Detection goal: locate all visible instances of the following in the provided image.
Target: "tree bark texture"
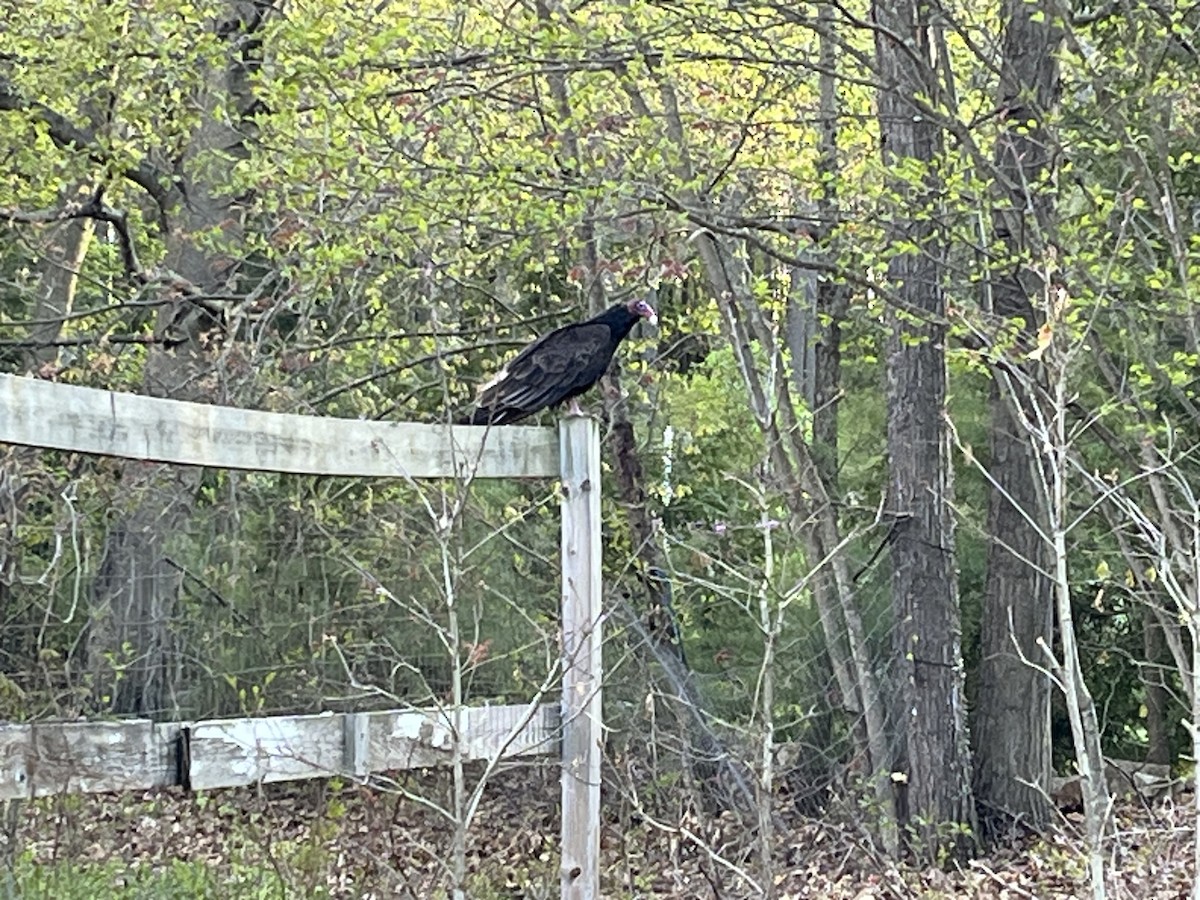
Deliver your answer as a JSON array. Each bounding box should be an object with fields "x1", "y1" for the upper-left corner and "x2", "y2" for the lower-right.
[
  {"x1": 974, "y1": 382, "x2": 1053, "y2": 829},
  {"x1": 1142, "y1": 606, "x2": 1171, "y2": 766},
  {"x1": 973, "y1": 0, "x2": 1061, "y2": 832},
  {"x1": 811, "y1": 2, "x2": 848, "y2": 498},
  {"x1": 873, "y1": 0, "x2": 975, "y2": 855}
]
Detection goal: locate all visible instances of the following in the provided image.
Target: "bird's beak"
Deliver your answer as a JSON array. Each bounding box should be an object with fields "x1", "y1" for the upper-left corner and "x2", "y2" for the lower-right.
[{"x1": 647, "y1": 313, "x2": 659, "y2": 327}]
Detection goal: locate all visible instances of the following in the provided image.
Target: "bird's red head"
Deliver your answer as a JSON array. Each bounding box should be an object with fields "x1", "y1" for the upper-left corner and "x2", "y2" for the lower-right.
[{"x1": 628, "y1": 296, "x2": 658, "y2": 326}]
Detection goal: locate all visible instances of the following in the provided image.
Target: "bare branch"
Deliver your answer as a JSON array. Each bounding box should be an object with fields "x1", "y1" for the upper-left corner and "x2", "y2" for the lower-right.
[{"x1": 2, "y1": 192, "x2": 143, "y2": 282}]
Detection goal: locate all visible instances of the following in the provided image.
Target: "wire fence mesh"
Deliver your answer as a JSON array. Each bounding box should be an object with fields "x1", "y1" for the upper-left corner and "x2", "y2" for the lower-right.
[
  {"x1": 0, "y1": 447, "x2": 563, "y2": 726},
  {"x1": 0, "y1": 391, "x2": 934, "y2": 857}
]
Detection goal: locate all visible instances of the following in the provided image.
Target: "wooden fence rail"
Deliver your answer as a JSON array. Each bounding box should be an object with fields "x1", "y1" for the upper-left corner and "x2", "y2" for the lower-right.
[
  {"x1": 0, "y1": 374, "x2": 558, "y2": 479},
  {"x1": 0, "y1": 704, "x2": 558, "y2": 800}
]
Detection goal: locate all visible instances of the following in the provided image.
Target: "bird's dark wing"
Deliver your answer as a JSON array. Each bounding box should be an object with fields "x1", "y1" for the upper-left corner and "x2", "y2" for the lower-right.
[{"x1": 468, "y1": 322, "x2": 614, "y2": 424}]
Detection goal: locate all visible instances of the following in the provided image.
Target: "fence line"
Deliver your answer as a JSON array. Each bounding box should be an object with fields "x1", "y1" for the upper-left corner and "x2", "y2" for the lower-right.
[
  {"x1": 0, "y1": 703, "x2": 558, "y2": 800},
  {"x1": 0, "y1": 373, "x2": 604, "y2": 899}
]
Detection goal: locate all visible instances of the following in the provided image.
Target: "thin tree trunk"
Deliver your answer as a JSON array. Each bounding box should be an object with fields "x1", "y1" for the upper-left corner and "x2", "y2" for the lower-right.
[
  {"x1": 0, "y1": 183, "x2": 95, "y2": 870},
  {"x1": 534, "y1": 0, "x2": 757, "y2": 815},
  {"x1": 811, "y1": 1, "x2": 847, "y2": 499},
  {"x1": 600, "y1": 8, "x2": 896, "y2": 848},
  {"x1": 755, "y1": 504, "x2": 778, "y2": 900},
  {"x1": 707, "y1": 257, "x2": 896, "y2": 850},
  {"x1": 605, "y1": 367, "x2": 758, "y2": 816},
  {"x1": 1142, "y1": 607, "x2": 1171, "y2": 766},
  {"x1": 800, "y1": 11, "x2": 877, "y2": 818},
  {"x1": 20, "y1": 185, "x2": 95, "y2": 373},
  {"x1": 1047, "y1": 474, "x2": 1109, "y2": 900}
]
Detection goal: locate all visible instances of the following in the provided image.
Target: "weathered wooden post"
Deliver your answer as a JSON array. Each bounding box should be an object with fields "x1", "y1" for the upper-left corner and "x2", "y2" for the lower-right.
[{"x1": 558, "y1": 415, "x2": 602, "y2": 900}]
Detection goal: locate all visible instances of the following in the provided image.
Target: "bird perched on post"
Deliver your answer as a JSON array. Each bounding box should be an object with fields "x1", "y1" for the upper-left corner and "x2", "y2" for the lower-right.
[{"x1": 460, "y1": 296, "x2": 658, "y2": 426}]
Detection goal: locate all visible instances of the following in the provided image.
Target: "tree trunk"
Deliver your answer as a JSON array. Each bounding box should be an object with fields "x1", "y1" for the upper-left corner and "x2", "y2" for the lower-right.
[
  {"x1": 974, "y1": 381, "x2": 1053, "y2": 829},
  {"x1": 20, "y1": 184, "x2": 95, "y2": 374},
  {"x1": 604, "y1": 14, "x2": 897, "y2": 847},
  {"x1": 1046, "y1": 413, "x2": 1110, "y2": 900},
  {"x1": 811, "y1": 2, "x2": 847, "y2": 498},
  {"x1": 0, "y1": 183, "x2": 95, "y2": 867},
  {"x1": 973, "y1": 0, "x2": 1061, "y2": 832},
  {"x1": 786, "y1": 7, "x2": 888, "y2": 838},
  {"x1": 873, "y1": 0, "x2": 975, "y2": 857},
  {"x1": 87, "y1": 3, "x2": 258, "y2": 716},
  {"x1": 604, "y1": 362, "x2": 758, "y2": 818},
  {"x1": 533, "y1": 1, "x2": 758, "y2": 814},
  {"x1": 1142, "y1": 606, "x2": 1171, "y2": 766},
  {"x1": 0, "y1": 183, "x2": 95, "y2": 667},
  {"x1": 710, "y1": 261, "x2": 897, "y2": 850}
]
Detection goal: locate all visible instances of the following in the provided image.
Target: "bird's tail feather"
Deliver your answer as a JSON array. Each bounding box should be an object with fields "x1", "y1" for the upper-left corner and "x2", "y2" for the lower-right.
[{"x1": 456, "y1": 408, "x2": 497, "y2": 426}]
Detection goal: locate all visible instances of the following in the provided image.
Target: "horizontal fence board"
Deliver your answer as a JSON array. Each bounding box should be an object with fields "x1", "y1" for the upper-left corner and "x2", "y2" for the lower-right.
[
  {"x1": 0, "y1": 374, "x2": 558, "y2": 479},
  {"x1": 0, "y1": 720, "x2": 178, "y2": 800},
  {"x1": 188, "y1": 712, "x2": 343, "y2": 790},
  {"x1": 0, "y1": 704, "x2": 558, "y2": 799},
  {"x1": 366, "y1": 703, "x2": 558, "y2": 772},
  {"x1": 191, "y1": 703, "x2": 558, "y2": 790}
]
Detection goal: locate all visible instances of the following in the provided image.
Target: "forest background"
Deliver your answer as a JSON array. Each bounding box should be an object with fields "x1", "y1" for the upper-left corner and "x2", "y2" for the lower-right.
[{"x1": 1, "y1": 0, "x2": 1198, "y2": 897}]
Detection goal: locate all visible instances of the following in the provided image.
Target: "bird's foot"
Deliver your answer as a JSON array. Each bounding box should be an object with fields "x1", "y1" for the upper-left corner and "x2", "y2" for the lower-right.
[{"x1": 566, "y1": 398, "x2": 585, "y2": 417}]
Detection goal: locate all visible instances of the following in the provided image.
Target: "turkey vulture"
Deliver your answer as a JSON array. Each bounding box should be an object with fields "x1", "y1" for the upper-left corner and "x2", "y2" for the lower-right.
[{"x1": 461, "y1": 297, "x2": 658, "y2": 425}]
